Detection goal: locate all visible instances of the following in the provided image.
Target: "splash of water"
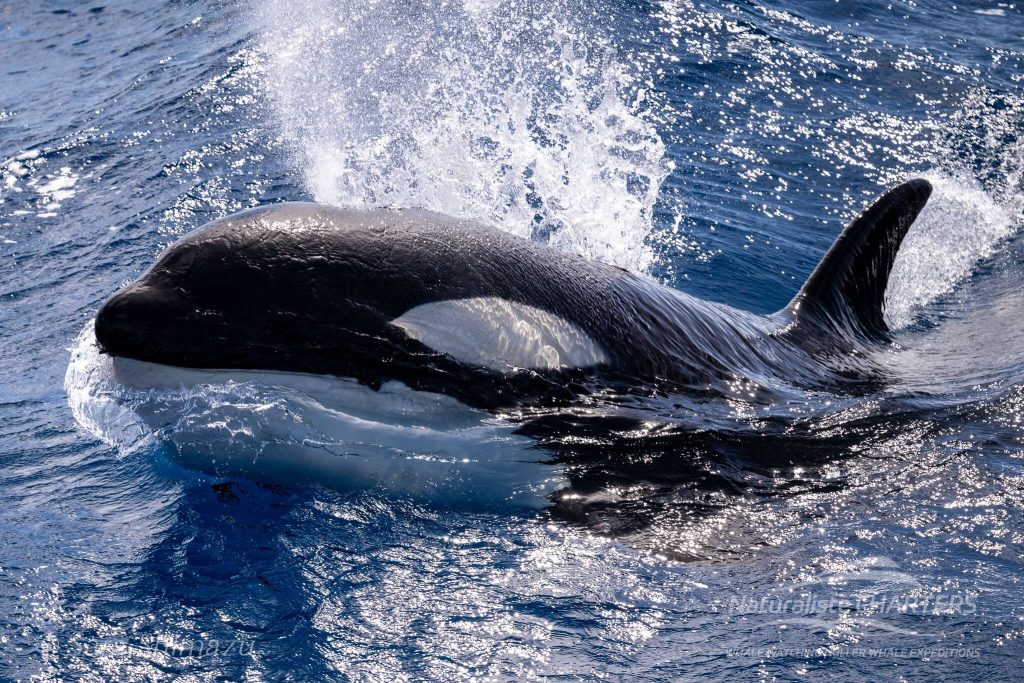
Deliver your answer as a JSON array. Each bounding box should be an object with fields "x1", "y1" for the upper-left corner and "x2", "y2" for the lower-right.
[
  {"x1": 257, "y1": 0, "x2": 670, "y2": 271},
  {"x1": 885, "y1": 172, "x2": 1023, "y2": 330}
]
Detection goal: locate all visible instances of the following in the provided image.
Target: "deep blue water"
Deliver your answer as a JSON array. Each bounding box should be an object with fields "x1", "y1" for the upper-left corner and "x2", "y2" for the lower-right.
[{"x1": 3, "y1": 0, "x2": 1024, "y2": 680}]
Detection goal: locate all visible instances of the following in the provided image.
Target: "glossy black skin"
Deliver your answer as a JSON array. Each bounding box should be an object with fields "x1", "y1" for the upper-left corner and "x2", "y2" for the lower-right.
[
  {"x1": 95, "y1": 205, "x2": 812, "y2": 407},
  {"x1": 96, "y1": 179, "x2": 932, "y2": 409}
]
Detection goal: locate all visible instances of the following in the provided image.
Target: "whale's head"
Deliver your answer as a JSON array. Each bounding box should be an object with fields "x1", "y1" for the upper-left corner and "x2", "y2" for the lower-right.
[
  {"x1": 96, "y1": 238, "x2": 250, "y2": 370},
  {"x1": 95, "y1": 269, "x2": 200, "y2": 367},
  {"x1": 95, "y1": 204, "x2": 397, "y2": 376}
]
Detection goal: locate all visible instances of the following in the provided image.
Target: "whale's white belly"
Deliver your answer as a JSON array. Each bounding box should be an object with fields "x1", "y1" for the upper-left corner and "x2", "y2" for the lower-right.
[{"x1": 65, "y1": 326, "x2": 562, "y2": 505}]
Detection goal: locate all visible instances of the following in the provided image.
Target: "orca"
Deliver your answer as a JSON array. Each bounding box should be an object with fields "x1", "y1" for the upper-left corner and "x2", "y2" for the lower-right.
[{"x1": 94, "y1": 179, "x2": 931, "y2": 411}]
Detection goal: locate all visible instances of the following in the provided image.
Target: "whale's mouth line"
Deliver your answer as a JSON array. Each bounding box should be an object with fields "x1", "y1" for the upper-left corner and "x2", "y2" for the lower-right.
[{"x1": 103, "y1": 352, "x2": 372, "y2": 390}]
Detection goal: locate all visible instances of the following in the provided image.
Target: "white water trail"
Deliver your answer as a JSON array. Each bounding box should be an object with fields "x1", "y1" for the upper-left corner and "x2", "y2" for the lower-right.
[
  {"x1": 256, "y1": 0, "x2": 670, "y2": 272},
  {"x1": 885, "y1": 172, "x2": 1023, "y2": 330}
]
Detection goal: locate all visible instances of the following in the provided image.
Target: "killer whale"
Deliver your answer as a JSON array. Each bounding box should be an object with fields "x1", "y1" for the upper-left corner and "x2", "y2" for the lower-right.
[{"x1": 94, "y1": 179, "x2": 932, "y2": 411}]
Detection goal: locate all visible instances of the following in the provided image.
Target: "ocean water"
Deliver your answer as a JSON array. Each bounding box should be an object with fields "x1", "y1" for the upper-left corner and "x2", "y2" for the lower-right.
[{"x1": 2, "y1": 0, "x2": 1024, "y2": 680}]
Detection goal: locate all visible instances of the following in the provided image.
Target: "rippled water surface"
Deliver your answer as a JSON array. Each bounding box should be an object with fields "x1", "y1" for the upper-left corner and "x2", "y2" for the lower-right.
[{"x1": 2, "y1": 0, "x2": 1024, "y2": 680}]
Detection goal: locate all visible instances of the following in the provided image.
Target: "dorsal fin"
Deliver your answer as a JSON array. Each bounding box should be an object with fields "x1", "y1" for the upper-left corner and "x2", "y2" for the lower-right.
[{"x1": 783, "y1": 178, "x2": 932, "y2": 341}]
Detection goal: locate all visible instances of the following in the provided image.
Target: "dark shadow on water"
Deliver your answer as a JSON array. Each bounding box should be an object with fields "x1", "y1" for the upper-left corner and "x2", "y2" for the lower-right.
[{"x1": 518, "y1": 400, "x2": 945, "y2": 561}]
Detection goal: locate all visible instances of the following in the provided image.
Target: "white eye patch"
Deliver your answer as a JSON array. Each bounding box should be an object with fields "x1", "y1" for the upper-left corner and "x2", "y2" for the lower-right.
[{"x1": 392, "y1": 297, "x2": 607, "y2": 372}]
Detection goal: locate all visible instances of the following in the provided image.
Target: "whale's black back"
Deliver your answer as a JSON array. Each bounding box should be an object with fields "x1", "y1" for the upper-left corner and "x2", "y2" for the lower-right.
[{"x1": 95, "y1": 180, "x2": 932, "y2": 408}]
